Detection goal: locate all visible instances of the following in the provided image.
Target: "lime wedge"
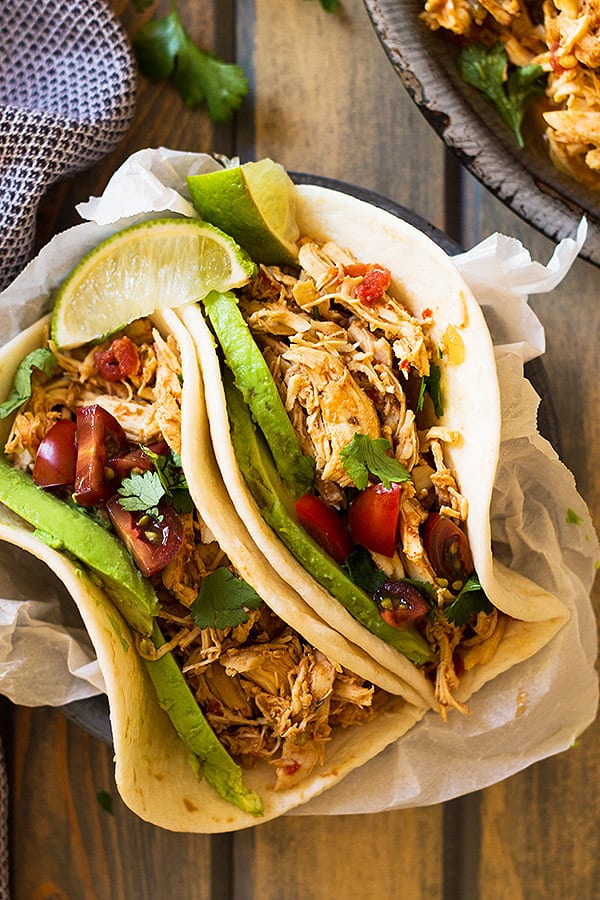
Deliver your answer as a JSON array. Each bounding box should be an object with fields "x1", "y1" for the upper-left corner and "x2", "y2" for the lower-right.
[
  {"x1": 51, "y1": 218, "x2": 257, "y2": 349},
  {"x1": 187, "y1": 159, "x2": 300, "y2": 265}
]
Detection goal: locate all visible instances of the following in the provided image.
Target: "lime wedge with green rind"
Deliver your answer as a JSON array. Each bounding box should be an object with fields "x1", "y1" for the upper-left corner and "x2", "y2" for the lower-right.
[
  {"x1": 187, "y1": 159, "x2": 299, "y2": 265},
  {"x1": 51, "y1": 218, "x2": 257, "y2": 349}
]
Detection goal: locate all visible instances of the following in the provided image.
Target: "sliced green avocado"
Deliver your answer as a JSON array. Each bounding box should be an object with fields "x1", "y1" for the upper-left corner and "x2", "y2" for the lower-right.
[
  {"x1": 145, "y1": 624, "x2": 263, "y2": 817},
  {"x1": 0, "y1": 455, "x2": 158, "y2": 636},
  {"x1": 223, "y1": 375, "x2": 434, "y2": 666},
  {"x1": 201, "y1": 291, "x2": 315, "y2": 500}
]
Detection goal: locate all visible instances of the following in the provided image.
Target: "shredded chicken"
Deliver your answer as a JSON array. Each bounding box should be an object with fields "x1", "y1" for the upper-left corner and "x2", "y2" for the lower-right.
[{"x1": 421, "y1": 0, "x2": 600, "y2": 189}]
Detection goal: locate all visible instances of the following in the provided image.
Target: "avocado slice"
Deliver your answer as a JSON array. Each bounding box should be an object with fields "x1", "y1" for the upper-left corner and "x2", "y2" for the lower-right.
[
  {"x1": 201, "y1": 291, "x2": 315, "y2": 500},
  {"x1": 144, "y1": 624, "x2": 263, "y2": 817},
  {"x1": 0, "y1": 455, "x2": 158, "y2": 635},
  {"x1": 223, "y1": 375, "x2": 434, "y2": 666}
]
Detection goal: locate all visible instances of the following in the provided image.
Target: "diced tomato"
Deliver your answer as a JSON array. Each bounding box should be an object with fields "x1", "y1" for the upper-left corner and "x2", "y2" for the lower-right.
[
  {"x1": 106, "y1": 498, "x2": 183, "y2": 576},
  {"x1": 295, "y1": 494, "x2": 353, "y2": 564},
  {"x1": 94, "y1": 336, "x2": 141, "y2": 383},
  {"x1": 348, "y1": 482, "x2": 401, "y2": 558},
  {"x1": 373, "y1": 580, "x2": 431, "y2": 630},
  {"x1": 73, "y1": 405, "x2": 129, "y2": 507},
  {"x1": 344, "y1": 263, "x2": 369, "y2": 277},
  {"x1": 109, "y1": 440, "x2": 170, "y2": 481},
  {"x1": 32, "y1": 419, "x2": 77, "y2": 488},
  {"x1": 422, "y1": 512, "x2": 474, "y2": 582},
  {"x1": 355, "y1": 265, "x2": 391, "y2": 304}
]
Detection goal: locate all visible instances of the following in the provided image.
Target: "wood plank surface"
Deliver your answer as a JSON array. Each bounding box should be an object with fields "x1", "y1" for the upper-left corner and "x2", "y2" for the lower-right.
[{"x1": 4, "y1": 0, "x2": 599, "y2": 898}]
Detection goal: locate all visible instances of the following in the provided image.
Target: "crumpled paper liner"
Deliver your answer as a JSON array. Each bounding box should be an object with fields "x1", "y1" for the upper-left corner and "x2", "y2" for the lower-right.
[{"x1": 0, "y1": 148, "x2": 596, "y2": 814}]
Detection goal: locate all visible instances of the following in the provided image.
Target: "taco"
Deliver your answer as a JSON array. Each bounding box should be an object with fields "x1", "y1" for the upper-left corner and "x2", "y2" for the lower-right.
[
  {"x1": 179, "y1": 179, "x2": 569, "y2": 718},
  {"x1": 0, "y1": 295, "x2": 428, "y2": 831}
]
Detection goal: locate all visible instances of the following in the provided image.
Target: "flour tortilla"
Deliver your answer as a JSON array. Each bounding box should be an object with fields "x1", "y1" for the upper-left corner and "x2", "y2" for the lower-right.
[
  {"x1": 178, "y1": 183, "x2": 569, "y2": 711},
  {"x1": 0, "y1": 311, "x2": 427, "y2": 832}
]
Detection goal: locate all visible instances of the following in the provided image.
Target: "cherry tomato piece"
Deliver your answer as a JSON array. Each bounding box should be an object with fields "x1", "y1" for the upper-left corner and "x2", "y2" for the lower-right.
[
  {"x1": 32, "y1": 419, "x2": 77, "y2": 488},
  {"x1": 106, "y1": 498, "x2": 183, "y2": 576},
  {"x1": 109, "y1": 440, "x2": 170, "y2": 481},
  {"x1": 373, "y1": 581, "x2": 431, "y2": 629},
  {"x1": 422, "y1": 512, "x2": 474, "y2": 582},
  {"x1": 73, "y1": 405, "x2": 129, "y2": 507},
  {"x1": 94, "y1": 336, "x2": 141, "y2": 383},
  {"x1": 348, "y1": 482, "x2": 401, "y2": 558},
  {"x1": 295, "y1": 494, "x2": 353, "y2": 564}
]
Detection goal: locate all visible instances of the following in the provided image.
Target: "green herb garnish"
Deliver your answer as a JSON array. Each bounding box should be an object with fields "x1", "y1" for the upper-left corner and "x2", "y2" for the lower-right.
[
  {"x1": 340, "y1": 434, "x2": 411, "y2": 490},
  {"x1": 457, "y1": 42, "x2": 545, "y2": 148},
  {"x1": 117, "y1": 471, "x2": 165, "y2": 519},
  {"x1": 418, "y1": 361, "x2": 443, "y2": 417},
  {"x1": 0, "y1": 348, "x2": 58, "y2": 419},
  {"x1": 444, "y1": 573, "x2": 493, "y2": 627},
  {"x1": 133, "y1": 1, "x2": 248, "y2": 122},
  {"x1": 190, "y1": 568, "x2": 264, "y2": 629}
]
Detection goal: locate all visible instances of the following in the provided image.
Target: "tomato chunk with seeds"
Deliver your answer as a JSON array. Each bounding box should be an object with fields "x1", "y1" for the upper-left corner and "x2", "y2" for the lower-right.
[
  {"x1": 422, "y1": 512, "x2": 474, "y2": 582},
  {"x1": 73, "y1": 405, "x2": 129, "y2": 506},
  {"x1": 32, "y1": 419, "x2": 77, "y2": 488},
  {"x1": 348, "y1": 482, "x2": 401, "y2": 558},
  {"x1": 373, "y1": 580, "x2": 431, "y2": 629},
  {"x1": 295, "y1": 494, "x2": 353, "y2": 564},
  {"x1": 94, "y1": 336, "x2": 141, "y2": 383},
  {"x1": 106, "y1": 497, "x2": 183, "y2": 576}
]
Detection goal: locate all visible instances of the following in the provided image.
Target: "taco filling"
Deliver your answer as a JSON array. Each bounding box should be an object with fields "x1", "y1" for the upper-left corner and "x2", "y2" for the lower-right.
[
  {"x1": 192, "y1": 240, "x2": 507, "y2": 718},
  {"x1": 0, "y1": 317, "x2": 389, "y2": 804}
]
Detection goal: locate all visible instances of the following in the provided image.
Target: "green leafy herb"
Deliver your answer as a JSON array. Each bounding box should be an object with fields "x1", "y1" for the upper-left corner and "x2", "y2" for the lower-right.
[
  {"x1": 340, "y1": 434, "x2": 411, "y2": 490},
  {"x1": 418, "y1": 361, "x2": 443, "y2": 417},
  {"x1": 142, "y1": 447, "x2": 193, "y2": 513},
  {"x1": 133, "y1": 2, "x2": 248, "y2": 122},
  {"x1": 457, "y1": 42, "x2": 545, "y2": 148},
  {"x1": 0, "y1": 348, "x2": 58, "y2": 419},
  {"x1": 118, "y1": 471, "x2": 165, "y2": 519},
  {"x1": 191, "y1": 568, "x2": 263, "y2": 629},
  {"x1": 566, "y1": 507, "x2": 583, "y2": 525},
  {"x1": 318, "y1": 0, "x2": 341, "y2": 9},
  {"x1": 342, "y1": 546, "x2": 388, "y2": 594},
  {"x1": 444, "y1": 573, "x2": 493, "y2": 627}
]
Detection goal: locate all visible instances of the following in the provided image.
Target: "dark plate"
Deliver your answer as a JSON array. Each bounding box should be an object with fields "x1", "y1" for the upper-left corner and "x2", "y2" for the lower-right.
[
  {"x1": 363, "y1": 0, "x2": 600, "y2": 266},
  {"x1": 59, "y1": 175, "x2": 560, "y2": 745}
]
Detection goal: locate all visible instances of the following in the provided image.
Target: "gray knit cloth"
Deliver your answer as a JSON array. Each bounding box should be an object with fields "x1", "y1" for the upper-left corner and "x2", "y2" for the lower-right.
[
  {"x1": 0, "y1": 2, "x2": 136, "y2": 894},
  {"x1": 0, "y1": 0, "x2": 137, "y2": 291}
]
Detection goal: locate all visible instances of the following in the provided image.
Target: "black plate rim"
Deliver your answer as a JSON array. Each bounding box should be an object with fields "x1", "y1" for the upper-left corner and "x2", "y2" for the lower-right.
[{"x1": 362, "y1": 0, "x2": 600, "y2": 267}]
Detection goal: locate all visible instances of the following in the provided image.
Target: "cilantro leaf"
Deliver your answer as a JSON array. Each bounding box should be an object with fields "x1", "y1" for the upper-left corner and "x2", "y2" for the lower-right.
[
  {"x1": 444, "y1": 573, "x2": 493, "y2": 627},
  {"x1": 117, "y1": 471, "x2": 165, "y2": 518},
  {"x1": 138, "y1": 447, "x2": 194, "y2": 513},
  {"x1": 133, "y1": 3, "x2": 248, "y2": 122},
  {"x1": 457, "y1": 43, "x2": 545, "y2": 148},
  {"x1": 319, "y1": 0, "x2": 341, "y2": 9},
  {"x1": 0, "y1": 348, "x2": 58, "y2": 419},
  {"x1": 342, "y1": 546, "x2": 388, "y2": 594},
  {"x1": 340, "y1": 434, "x2": 411, "y2": 490},
  {"x1": 191, "y1": 568, "x2": 263, "y2": 629},
  {"x1": 418, "y1": 362, "x2": 444, "y2": 417}
]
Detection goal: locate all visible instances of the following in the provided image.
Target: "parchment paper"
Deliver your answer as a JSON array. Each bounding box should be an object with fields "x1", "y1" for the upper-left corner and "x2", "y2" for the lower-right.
[{"x1": 0, "y1": 148, "x2": 596, "y2": 813}]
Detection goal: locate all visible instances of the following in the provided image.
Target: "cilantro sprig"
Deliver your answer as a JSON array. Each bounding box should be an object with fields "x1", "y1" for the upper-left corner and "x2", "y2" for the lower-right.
[
  {"x1": 444, "y1": 573, "x2": 493, "y2": 627},
  {"x1": 0, "y1": 348, "x2": 58, "y2": 419},
  {"x1": 132, "y1": 1, "x2": 248, "y2": 122},
  {"x1": 418, "y1": 361, "x2": 443, "y2": 418},
  {"x1": 117, "y1": 448, "x2": 192, "y2": 518},
  {"x1": 190, "y1": 568, "x2": 263, "y2": 629},
  {"x1": 457, "y1": 43, "x2": 545, "y2": 148},
  {"x1": 340, "y1": 434, "x2": 411, "y2": 490}
]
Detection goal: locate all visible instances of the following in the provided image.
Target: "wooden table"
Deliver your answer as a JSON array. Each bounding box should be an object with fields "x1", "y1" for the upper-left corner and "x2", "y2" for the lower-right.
[{"x1": 5, "y1": 1, "x2": 599, "y2": 897}]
